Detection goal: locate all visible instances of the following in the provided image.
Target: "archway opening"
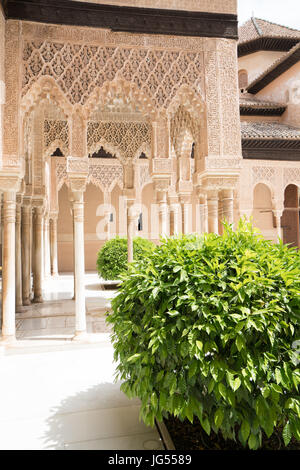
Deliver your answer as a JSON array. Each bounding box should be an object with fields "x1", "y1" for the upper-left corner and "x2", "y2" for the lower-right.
[
  {"x1": 252, "y1": 183, "x2": 276, "y2": 239},
  {"x1": 282, "y1": 184, "x2": 300, "y2": 248},
  {"x1": 84, "y1": 183, "x2": 104, "y2": 271},
  {"x1": 57, "y1": 183, "x2": 73, "y2": 273}
]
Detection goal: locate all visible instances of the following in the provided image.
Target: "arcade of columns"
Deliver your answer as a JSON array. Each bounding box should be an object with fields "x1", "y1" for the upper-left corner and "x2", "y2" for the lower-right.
[{"x1": 0, "y1": 21, "x2": 243, "y2": 343}]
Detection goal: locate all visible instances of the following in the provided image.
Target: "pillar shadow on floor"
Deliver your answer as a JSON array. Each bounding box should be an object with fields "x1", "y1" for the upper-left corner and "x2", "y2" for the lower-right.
[{"x1": 42, "y1": 382, "x2": 162, "y2": 450}]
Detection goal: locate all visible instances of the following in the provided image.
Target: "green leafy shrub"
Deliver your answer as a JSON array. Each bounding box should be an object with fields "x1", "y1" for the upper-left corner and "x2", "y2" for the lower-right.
[
  {"x1": 107, "y1": 220, "x2": 300, "y2": 450},
  {"x1": 97, "y1": 236, "x2": 155, "y2": 280}
]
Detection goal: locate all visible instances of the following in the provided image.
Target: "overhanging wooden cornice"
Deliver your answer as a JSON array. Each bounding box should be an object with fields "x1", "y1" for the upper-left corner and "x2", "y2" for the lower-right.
[
  {"x1": 242, "y1": 138, "x2": 300, "y2": 161},
  {"x1": 247, "y1": 45, "x2": 300, "y2": 94},
  {"x1": 3, "y1": 0, "x2": 238, "y2": 39},
  {"x1": 240, "y1": 106, "x2": 286, "y2": 116},
  {"x1": 238, "y1": 37, "x2": 299, "y2": 57}
]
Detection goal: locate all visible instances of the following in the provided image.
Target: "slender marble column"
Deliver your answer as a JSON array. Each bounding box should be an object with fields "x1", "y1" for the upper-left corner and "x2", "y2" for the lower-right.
[
  {"x1": 72, "y1": 192, "x2": 86, "y2": 337},
  {"x1": 21, "y1": 203, "x2": 32, "y2": 306},
  {"x1": 170, "y1": 203, "x2": 180, "y2": 236},
  {"x1": 180, "y1": 196, "x2": 192, "y2": 235},
  {"x1": 1, "y1": 191, "x2": 17, "y2": 341},
  {"x1": 33, "y1": 206, "x2": 44, "y2": 303},
  {"x1": 196, "y1": 192, "x2": 205, "y2": 234},
  {"x1": 274, "y1": 210, "x2": 283, "y2": 242},
  {"x1": 222, "y1": 189, "x2": 234, "y2": 225},
  {"x1": 15, "y1": 196, "x2": 23, "y2": 312},
  {"x1": 127, "y1": 200, "x2": 137, "y2": 264},
  {"x1": 50, "y1": 215, "x2": 58, "y2": 277},
  {"x1": 43, "y1": 214, "x2": 51, "y2": 279},
  {"x1": 207, "y1": 190, "x2": 219, "y2": 234},
  {"x1": 159, "y1": 201, "x2": 169, "y2": 238}
]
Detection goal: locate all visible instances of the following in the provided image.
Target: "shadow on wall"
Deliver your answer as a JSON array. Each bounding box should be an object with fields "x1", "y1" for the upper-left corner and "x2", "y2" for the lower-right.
[{"x1": 42, "y1": 382, "x2": 142, "y2": 450}]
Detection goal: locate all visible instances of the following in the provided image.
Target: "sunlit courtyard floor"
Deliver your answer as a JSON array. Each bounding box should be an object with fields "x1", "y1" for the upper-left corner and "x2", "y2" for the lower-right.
[
  {"x1": 15, "y1": 272, "x2": 116, "y2": 340},
  {"x1": 0, "y1": 273, "x2": 163, "y2": 450}
]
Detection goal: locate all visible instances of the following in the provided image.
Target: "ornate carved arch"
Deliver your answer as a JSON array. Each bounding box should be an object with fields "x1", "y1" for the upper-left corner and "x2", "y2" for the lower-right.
[
  {"x1": 88, "y1": 139, "x2": 123, "y2": 164},
  {"x1": 83, "y1": 78, "x2": 158, "y2": 121},
  {"x1": 21, "y1": 77, "x2": 73, "y2": 119},
  {"x1": 44, "y1": 140, "x2": 69, "y2": 159},
  {"x1": 133, "y1": 142, "x2": 151, "y2": 161},
  {"x1": 167, "y1": 84, "x2": 205, "y2": 122}
]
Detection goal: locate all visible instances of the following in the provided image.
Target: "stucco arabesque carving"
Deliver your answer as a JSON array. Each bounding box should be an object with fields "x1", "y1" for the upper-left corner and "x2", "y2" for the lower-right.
[
  {"x1": 22, "y1": 30, "x2": 205, "y2": 113},
  {"x1": 200, "y1": 175, "x2": 239, "y2": 191}
]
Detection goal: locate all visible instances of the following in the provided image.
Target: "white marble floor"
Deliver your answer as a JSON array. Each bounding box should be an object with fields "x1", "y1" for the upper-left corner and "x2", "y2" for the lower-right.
[
  {"x1": 0, "y1": 274, "x2": 164, "y2": 450},
  {"x1": 15, "y1": 272, "x2": 117, "y2": 339}
]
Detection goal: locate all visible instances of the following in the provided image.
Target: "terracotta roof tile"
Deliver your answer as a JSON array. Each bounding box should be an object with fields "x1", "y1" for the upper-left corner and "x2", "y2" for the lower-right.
[
  {"x1": 241, "y1": 121, "x2": 300, "y2": 140},
  {"x1": 239, "y1": 17, "x2": 300, "y2": 44},
  {"x1": 247, "y1": 42, "x2": 300, "y2": 93},
  {"x1": 240, "y1": 93, "x2": 286, "y2": 109}
]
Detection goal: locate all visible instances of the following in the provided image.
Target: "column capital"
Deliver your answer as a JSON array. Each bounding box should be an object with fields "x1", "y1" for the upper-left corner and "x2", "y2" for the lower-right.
[
  {"x1": 67, "y1": 156, "x2": 89, "y2": 195},
  {"x1": 198, "y1": 174, "x2": 239, "y2": 192},
  {"x1": 16, "y1": 193, "x2": 24, "y2": 206},
  {"x1": 221, "y1": 188, "x2": 234, "y2": 199},
  {"x1": 49, "y1": 211, "x2": 59, "y2": 221},
  {"x1": 273, "y1": 209, "x2": 283, "y2": 218},
  {"x1": 22, "y1": 196, "x2": 32, "y2": 208},
  {"x1": 0, "y1": 174, "x2": 22, "y2": 193},
  {"x1": 150, "y1": 158, "x2": 172, "y2": 178},
  {"x1": 206, "y1": 188, "x2": 219, "y2": 200},
  {"x1": 179, "y1": 194, "x2": 192, "y2": 205},
  {"x1": 153, "y1": 178, "x2": 170, "y2": 193},
  {"x1": 122, "y1": 188, "x2": 136, "y2": 202}
]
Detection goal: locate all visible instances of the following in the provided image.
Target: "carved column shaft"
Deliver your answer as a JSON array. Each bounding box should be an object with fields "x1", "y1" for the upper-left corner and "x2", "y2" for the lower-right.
[
  {"x1": 170, "y1": 203, "x2": 180, "y2": 236},
  {"x1": 274, "y1": 209, "x2": 283, "y2": 242},
  {"x1": 126, "y1": 200, "x2": 138, "y2": 264},
  {"x1": 33, "y1": 206, "x2": 44, "y2": 303},
  {"x1": 155, "y1": 180, "x2": 170, "y2": 238},
  {"x1": 221, "y1": 189, "x2": 234, "y2": 225},
  {"x1": 72, "y1": 193, "x2": 86, "y2": 335},
  {"x1": 21, "y1": 203, "x2": 32, "y2": 306},
  {"x1": 50, "y1": 215, "x2": 58, "y2": 277},
  {"x1": 2, "y1": 191, "x2": 17, "y2": 340},
  {"x1": 198, "y1": 193, "x2": 207, "y2": 234},
  {"x1": 180, "y1": 196, "x2": 192, "y2": 235},
  {"x1": 15, "y1": 196, "x2": 23, "y2": 312},
  {"x1": 207, "y1": 190, "x2": 219, "y2": 234},
  {"x1": 44, "y1": 214, "x2": 51, "y2": 278},
  {"x1": 67, "y1": 157, "x2": 88, "y2": 339}
]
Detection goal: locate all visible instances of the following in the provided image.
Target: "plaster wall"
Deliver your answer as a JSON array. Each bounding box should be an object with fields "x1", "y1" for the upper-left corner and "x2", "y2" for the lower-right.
[
  {"x1": 239, "y1": 159, "x2": 300, "y2": 243},
  {"x1": 238, "y1": 51, "x2": 284, "y2": 85},
  {"x1": 256, "y1": 62, "x2": 300, "y2": 127},
  {"x1": 71, "y1": 0, "x2": 237, "y2": 14},
  {"x1": 240, "y1": 115, "x2": 280, "y2": 123}
]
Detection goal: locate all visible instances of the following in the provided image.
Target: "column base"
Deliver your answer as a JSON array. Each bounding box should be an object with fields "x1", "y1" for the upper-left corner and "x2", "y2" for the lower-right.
[
  {"x1": 0, "y1": 335, "x2": 16, "y2": 345},
  {"x1": 72, "y1": 331, "x2": 89, "y2": 342},
  {"x1": 16, "y1": 305, "x2": 26, "y2": 313},
  {"x1": 33, "y1": 295, "x2": 43, "y2": 303},
  {"x1": 22, "y1": 298, "x2": 31, "y2": 306}
]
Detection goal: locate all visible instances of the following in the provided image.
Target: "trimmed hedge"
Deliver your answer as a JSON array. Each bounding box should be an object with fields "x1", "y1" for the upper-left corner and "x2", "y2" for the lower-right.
[
  {"x1": 107, "y1": 220, "x2": 300, "y2": 450},
  {"x1": 97, "y1": 236, "x2": 155, "y2": 280}
]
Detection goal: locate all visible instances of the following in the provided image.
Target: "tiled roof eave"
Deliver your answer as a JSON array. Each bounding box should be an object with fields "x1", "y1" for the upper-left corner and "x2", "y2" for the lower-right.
[
  {"x1": 238, "y1": 36, "x2": 300, "y2": 57},
  {"x1": 247, "y1": 44, "x2": 300, "y2": 94},
  {"x1": 240, "y1": 106, "x2": 286, "y2": 116},
  {"x1": 242, "y1": 138, "x2": 300, "y2": 149}
]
